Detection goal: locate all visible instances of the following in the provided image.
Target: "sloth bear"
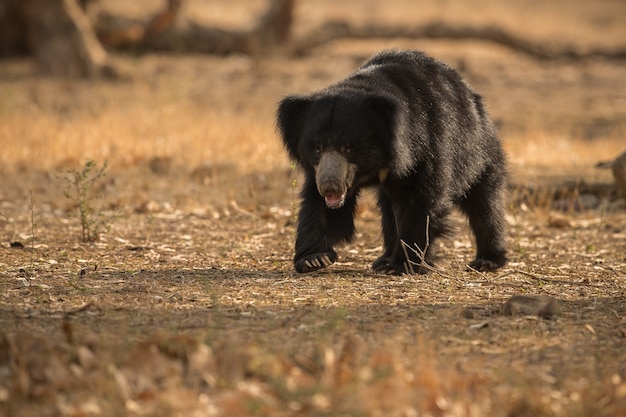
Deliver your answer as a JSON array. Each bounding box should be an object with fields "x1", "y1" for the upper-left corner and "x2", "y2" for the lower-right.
[{"x1": 276, "y1": 50, "x2": 507, "y2": 275}]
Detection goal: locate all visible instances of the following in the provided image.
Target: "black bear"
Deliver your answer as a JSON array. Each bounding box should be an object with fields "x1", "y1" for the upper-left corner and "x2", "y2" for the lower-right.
[{"x1": 276, "y1": 50, "x2": 507, "y2": 275}]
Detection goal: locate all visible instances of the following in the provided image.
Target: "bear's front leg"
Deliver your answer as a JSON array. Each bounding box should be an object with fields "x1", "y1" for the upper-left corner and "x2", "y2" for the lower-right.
[{"x1": 293, "y1": 177, "x2": 357, "y2": 273}]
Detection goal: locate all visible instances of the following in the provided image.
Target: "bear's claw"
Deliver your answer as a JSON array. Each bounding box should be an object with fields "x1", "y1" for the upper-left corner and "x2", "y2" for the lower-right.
[{"x1": 295, "y1": 252, "x2": 337, "y2": 273}]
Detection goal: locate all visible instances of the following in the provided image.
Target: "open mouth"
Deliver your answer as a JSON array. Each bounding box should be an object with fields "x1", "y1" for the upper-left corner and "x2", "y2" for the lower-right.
[{"x1": 324, "y1": 193, "x2": 346, "y2": 209}]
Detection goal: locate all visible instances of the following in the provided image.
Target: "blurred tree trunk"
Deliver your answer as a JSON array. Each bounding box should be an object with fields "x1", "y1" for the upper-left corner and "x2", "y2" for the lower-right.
[
  {"x1": 0, "y1": 0, "x2": 115, "y2": 77},
  {"x1": 0, "y1": 0, "x2": 294, "y2": 76},
  {"x1": 25, "y1": 0, "x2": 115, "y2": 77},
  {"x1": 0, "y1": 1, "x2": 28, "y2": 56},
  {"x1": 96, "y1": 0, "x2": 295, "y2": 56}
]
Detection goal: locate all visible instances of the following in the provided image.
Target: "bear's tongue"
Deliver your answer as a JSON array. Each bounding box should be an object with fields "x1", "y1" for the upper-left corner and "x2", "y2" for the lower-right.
[{"x1": 324, "y1": 193, "x2": 345, "y2": 209}]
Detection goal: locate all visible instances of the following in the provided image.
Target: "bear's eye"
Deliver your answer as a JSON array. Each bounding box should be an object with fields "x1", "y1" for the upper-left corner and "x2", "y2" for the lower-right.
[
  {"x1": 313, "y1": 145, "x2": 322, "y2": 155},
  {"x1": 341, "y1": 144, "x2": 352, "y2": 155}
]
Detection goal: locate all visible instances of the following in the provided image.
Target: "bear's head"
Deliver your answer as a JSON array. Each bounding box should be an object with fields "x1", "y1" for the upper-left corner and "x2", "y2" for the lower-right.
[{"x1": 276, "y1": 90, "x2": 400, "y2": 208}]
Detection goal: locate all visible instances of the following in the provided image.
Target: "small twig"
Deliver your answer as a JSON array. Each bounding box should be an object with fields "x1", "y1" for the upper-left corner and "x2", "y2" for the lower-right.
[
  {"x1": 492, "y1": 269, "x2": 554, "y2": 282},
  {"x1": 491, "y1": 270, "x2": 517, "y2": 280},
  {"x1": 29, "y1": 189, "x2": 35, "y2": 274},
  {"x1": 229, "y1": 200, "x2": 258, "y2": 218},
  {"x1": 607, "y1": 308, "x2": 620, "y2": 319},
  {"x1": 400, "y1": 216, "x2": 458, "y2": 279},
  {"x1": 400, "y1": 239, "x2": 415, "y2": 275},
  {"x1": 401, "y1": 215, "x2": 430, "y2": 275},
  {"x1": 467, "y1": 264, "x2": 492, "y2": 281},
  {"x1": 492, "y1": 268, "x2": 606, "y2": 287},
  {"x1": 410, "y1": 257, "x2": 457, "y2": 280}
]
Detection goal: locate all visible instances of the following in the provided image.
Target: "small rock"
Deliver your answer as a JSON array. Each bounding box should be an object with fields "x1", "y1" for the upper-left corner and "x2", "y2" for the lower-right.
[
  {"x1": 190, "y1": 162, "x2": 236, "y2": 185},
  {"x1": 149, "y1": 156, "x2": 173, "y2": 175},
  {"x1": 16, "y1": 277, "x2": 30, "y2": 287},
  {"x1": 461, "y1": 306, "x2": 485, "y2": 319},
  {"x1": 548, "y1": 214, "x2": 571, "y2": 228},
  {"x1": 501, "y1": 295, "x2": 561, "y2": 319},
  {"x1": 552, "y1": 194, "x2": 598, "y2": 212},
  {"x1": 579, "y1": 193, "x2": 600, "y2": 210},
  {"x1": 461, "y1": 308, "x2": 475, "y2": 319},
  {"x1": 135, "y1": 200, "x2": 160, "y2": 214}
]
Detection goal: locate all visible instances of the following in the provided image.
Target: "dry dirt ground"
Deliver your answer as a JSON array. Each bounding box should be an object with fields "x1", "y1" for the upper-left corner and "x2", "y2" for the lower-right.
[{"x1": 1, "y1": 1, "x2": 626, "y2": 416}]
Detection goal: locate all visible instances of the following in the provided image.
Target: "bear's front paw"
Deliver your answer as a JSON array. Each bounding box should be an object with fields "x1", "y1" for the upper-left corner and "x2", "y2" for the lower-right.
[{"x1": 295, "y1": 252, "x2": 337, "y2": 273}]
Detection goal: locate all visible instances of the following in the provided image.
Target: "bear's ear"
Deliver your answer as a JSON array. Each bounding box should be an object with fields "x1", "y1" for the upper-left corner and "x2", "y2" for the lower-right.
[{"x1": 276, "y1": 95, "x2": 312, "y2": 161}]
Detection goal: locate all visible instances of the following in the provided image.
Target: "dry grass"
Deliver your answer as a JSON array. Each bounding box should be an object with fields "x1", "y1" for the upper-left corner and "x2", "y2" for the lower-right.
[
  {"x1": 1, "y1": 1, "x2": 626, "y2": 416},
  {"x1": 0, "y1": 72, "x2": 283, "y2": 174}
]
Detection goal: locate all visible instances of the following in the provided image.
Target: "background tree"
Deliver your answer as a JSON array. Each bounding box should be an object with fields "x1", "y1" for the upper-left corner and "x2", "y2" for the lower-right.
[{"x1": 0, "y1": 0, "x2": 115, "y2": 77}]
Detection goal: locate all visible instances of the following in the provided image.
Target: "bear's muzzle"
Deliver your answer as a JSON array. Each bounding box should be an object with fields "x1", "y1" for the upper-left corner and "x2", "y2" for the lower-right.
[{"x1": 315, "y1": 150, "x2": 356, "y2": 209}]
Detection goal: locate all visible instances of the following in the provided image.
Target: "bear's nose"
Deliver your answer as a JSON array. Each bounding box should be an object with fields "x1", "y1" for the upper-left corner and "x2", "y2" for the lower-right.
[
  {"x1": 317, "y1": 179, "x2": 343, "y2": 196},
  {"x1": 315, "y1": 150, "x2": 350, "y2": 196}
]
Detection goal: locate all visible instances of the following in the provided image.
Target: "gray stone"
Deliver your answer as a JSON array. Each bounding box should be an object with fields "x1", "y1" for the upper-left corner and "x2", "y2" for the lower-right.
[{"x1": 501, "y1": 295, "x2": 561, "y2": 319}]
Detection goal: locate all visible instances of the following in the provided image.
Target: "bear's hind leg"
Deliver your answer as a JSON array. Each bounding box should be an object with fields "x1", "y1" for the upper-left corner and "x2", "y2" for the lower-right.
[
  {"x1": 374, "y1": 197, "x2": 449, "y2": 275},
  {"x1": 459, "y1": 169, "x2": 507, "y2": 272},
  {"x1": 372, "y1": 190, "x2": 397, "y2": 271}
]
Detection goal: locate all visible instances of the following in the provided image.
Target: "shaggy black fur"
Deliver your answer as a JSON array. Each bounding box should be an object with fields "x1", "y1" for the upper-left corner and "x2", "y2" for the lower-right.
[{"x1": 277, "y1": 50, "x2": 508, "y2": 275}]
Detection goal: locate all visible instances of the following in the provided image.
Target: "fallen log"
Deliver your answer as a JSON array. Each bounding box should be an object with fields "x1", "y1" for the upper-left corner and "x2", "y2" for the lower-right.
[
  {"x1": 95, "y1": 0, "x2": 295, "y2": 56},
  {"x1": 289, "y1": 20, "x2": 626, "y2": 61}
]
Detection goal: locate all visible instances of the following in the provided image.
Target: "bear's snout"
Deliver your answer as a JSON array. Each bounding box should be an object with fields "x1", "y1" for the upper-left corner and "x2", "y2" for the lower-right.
[{"x1": 315, "y1": 150, "x2": 356, "y2": 209}]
